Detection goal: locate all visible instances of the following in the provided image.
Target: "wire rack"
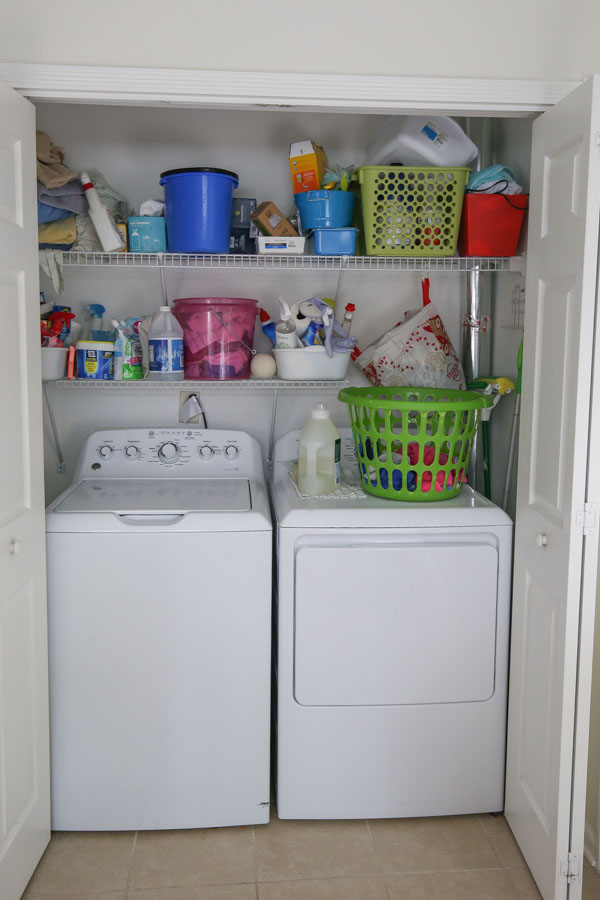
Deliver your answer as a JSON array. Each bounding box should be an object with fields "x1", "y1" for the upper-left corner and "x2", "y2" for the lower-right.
[
  {"x1": 59, "y1": 252, "x2": 522, "y2": 272},
  {"x1": 51, "y1": 378, "x2": 350, "y2": 391}
]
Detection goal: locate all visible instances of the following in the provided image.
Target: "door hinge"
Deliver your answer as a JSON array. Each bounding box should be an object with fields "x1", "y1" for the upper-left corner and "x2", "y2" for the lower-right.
[
  {"x1": 560, "y1": 852, "x2": 582, "y2": 884},
  {"x1": 576, "y1": 502, "x2": 599, "y2": 536}
]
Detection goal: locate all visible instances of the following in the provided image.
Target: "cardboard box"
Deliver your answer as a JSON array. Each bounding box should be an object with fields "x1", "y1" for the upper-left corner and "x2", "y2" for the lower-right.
[
  {"x1": 127, "y1": 217, "x2": 166, "y2": 253},
  {"x1": 289, "y1": 140, "x2": 328, "y2": 194},
  {"x1": 251, "y1": 201, "x2": 298, "y2": 237},
  {"x1": 257, "y1": 235, "x2": 305, "y2": 254}
]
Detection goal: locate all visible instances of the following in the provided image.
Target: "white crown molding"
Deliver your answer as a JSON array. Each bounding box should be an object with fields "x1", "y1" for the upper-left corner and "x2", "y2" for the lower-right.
[{"x1": 0, "y1": 63, "x2": 579, "y2": 114}]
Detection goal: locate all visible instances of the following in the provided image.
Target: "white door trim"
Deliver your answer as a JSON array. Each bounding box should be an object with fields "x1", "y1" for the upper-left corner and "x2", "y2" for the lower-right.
[{"x1": 0, "y1": 63, "x2": 579, "y2": 114}]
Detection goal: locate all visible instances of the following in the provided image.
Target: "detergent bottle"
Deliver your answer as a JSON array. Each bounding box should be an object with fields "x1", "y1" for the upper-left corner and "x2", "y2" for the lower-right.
[
  {"x1": 298, "y1": 403, "x2": 341, "y2": 495},
  {"x1": 147, "y1": 306, "x2": 184, "y2": 381}
]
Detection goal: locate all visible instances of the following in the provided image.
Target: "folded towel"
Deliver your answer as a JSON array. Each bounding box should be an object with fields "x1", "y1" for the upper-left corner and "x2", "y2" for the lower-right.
[
  {"x1": 38, "y1": 216, "x2": 77, "y2": 247},
  {"x1": 38, "y1": 201, "x2": 72, "y2": 225},
  {"x1": 38, "y1": 179, "x2": 87, "y2": 215},
  {"x1": 36, "y1": 131, "x2": 78, "y2": 189},
  {"x1": 39, "y1": 250, "x2": 65, "y2": 294}
]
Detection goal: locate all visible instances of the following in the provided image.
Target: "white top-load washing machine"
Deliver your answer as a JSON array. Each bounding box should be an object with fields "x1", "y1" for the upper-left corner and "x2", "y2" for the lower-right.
[
  {"x1": 272, "y1": 429, "x2": 513, "y2": 820},
  {"x1": 46, "y1": 428, "x2": 271, "y2": 831}
]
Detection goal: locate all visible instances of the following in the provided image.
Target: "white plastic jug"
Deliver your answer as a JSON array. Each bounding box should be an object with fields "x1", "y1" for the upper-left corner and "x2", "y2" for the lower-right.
[
  {"x1": 365, "y1": 115, "x2": 479, "y2": 168},
  {"x1": 147, "y1": 306, "x2": 184, "y2": 381},
  {"x1": 298, "y1": 403, "x2": 341, "y2": 496}
]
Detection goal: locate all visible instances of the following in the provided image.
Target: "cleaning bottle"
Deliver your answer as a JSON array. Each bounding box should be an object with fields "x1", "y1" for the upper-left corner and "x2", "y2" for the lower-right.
[
  {"x1": 275, "y1": 300, "x2": 299, "y2": 349},
  {"x1": 79, "y1": 172, "x2": 125, "y2": 253},
  {"x1": 147, "y1": 306, "x2": 184, "y2": 381},
  {"x1": 298, "y1": 403, "x2": 341, "y2": 496},
  {"x1": 342, "y1": 303, "x2": 356, "y2": 336}
]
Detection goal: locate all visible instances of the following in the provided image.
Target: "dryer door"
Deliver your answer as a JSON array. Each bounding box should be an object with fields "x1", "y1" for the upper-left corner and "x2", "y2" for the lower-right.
[{"x1": 293, "y1": 536, "x2": 499, "y2": 707}]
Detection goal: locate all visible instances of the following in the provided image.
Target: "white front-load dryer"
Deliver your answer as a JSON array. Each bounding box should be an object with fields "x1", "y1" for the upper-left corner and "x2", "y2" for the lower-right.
[
  {"x1": 272, "y1": 430, "x2": 512, "y2": 820},
  {"x1": 46, "y1": 428, "x2": 272, "y2": 831}
]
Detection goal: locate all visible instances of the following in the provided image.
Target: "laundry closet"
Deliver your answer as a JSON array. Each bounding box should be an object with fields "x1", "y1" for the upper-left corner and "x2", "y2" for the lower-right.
[{"x1": 1, "y1": 67, "x2": 600, "y2": 900}]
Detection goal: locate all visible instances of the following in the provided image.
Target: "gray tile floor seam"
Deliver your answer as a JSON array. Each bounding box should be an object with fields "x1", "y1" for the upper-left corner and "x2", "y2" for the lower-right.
[
  {"x1": 474, "y1": 813, "x2": 507, "y2": 869},
  {"x1": 365, "y1": 819, "x2": 393, "y2": 899},
  {"x1": 125, "y1": 831, "x2": 139, "y2": 894}
]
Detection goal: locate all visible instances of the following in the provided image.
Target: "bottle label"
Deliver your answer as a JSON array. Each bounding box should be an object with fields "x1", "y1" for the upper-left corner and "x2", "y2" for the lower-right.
[
  {"x1": 334, "y1": 437, "x2": 341, "y2": 486},
  {"x1": 148, "y1": 338, "x2": 184, "y2": 373}
]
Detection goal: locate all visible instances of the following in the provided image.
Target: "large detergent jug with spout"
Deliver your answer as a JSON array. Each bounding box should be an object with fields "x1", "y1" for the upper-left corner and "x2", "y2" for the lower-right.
[{"x1": 298, "y1": 403, "x2": 341, "y2": 496}]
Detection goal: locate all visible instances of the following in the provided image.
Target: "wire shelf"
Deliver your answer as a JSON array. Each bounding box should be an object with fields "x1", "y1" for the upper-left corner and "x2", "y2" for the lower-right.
[
  {"x1": 51, "y1": 378, "x2": 350, "y2": 391},
  {"x1": 59, "y1": 251, "x2": 522, "y2": 273}
]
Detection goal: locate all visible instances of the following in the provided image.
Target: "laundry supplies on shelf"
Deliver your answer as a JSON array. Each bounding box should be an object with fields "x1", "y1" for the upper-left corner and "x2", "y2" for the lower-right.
[
  {"x1": 147, "y1": 306, "x2": 184, "y2": 381},
  {"x1": 172, "y1": 297, "x2": 257, "y2": 380}
]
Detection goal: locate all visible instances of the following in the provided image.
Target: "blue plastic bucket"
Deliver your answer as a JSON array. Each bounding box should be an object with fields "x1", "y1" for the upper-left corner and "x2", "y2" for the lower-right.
[
  {"x1": 160, "y1": 167, "x2": 239, "y2": 254},
  {"x1": 295, "y1": 190, "x2": 355, "y2": 230},
  {"x1": 313, "y1": 227, "x2": 358, "y2": 256}
]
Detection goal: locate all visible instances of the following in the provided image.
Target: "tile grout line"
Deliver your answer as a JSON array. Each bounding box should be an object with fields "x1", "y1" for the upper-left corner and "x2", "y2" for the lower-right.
[
  {"x1": 475, "y1": 812, "x2": 506, "y2": 869},
  {"x1": 365, "y1": 819, "x2": 393, "y2": 900},
  {"x1": 124, "y1": 830, "x2": 138, "y2": 897},
  {"x1": 253, "y1": 826, "x2": 259, "y2": 900}
]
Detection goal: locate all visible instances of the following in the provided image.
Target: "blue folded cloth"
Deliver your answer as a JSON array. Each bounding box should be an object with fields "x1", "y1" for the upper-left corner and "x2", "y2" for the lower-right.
[
  {"x1": 39, "y1": 242, "x2": 75, "y2": 250},
  {"x1": 37, "y1": 179, "x2": 87, "y2": 214},
  {"x1": 38, "y1": 201, "x2": 72, "y2": 224}
]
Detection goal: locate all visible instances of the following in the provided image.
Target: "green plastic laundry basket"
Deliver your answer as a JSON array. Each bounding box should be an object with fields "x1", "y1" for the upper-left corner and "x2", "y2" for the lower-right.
[
  {"x1": 338, "y1": 386, "x2": 492, "y2": 501},
  {"x1": 356, "y1": 165, "x2": 470, "y2": 257}
]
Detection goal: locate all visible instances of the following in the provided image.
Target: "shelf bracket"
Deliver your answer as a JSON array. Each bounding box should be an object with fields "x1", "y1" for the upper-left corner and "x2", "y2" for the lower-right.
[
  {"x1": 158, "y1": 252, "x2": 168, "y2": 305},
  {"x1": 43, "y1": 381, "x2": 66, "y2": 474}
]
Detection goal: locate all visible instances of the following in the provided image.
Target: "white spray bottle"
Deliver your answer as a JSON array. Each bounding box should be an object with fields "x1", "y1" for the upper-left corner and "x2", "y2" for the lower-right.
[
  {"x1": 80, "y1": 172, "x2": 125, "y2": 252},
  {"x1": 275, "y1": 299, "x2": 300, "y2": 349}
]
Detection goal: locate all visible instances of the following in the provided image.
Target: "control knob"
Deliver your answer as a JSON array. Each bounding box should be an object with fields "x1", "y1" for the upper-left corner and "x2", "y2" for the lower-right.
[
  {"x1": 98, "y1": 445, "x2": 113, "y2": 459},
  {"x1": 224, "y1": 445, "x2": 239, "y2": 459},
  {"x1": 124, "y1": 445, "x2": 140, "y2": 459},
  {"x1": 158, "y1": 441, "x2": 180, "y2": 462},
  {"x1": 199, "y1": 445, "x2": 214, "y2": 459}
]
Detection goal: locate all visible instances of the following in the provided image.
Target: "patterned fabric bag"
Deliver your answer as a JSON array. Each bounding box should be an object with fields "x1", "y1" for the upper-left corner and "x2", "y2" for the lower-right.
[{"x1": 357, "y1": 278, "x2": 465, "y2": 389}]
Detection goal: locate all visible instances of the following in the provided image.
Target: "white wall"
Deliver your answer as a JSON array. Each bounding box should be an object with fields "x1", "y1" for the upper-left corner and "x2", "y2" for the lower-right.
[{"x1": 0, "y1": 0, "x2": 596, "y2": 83}]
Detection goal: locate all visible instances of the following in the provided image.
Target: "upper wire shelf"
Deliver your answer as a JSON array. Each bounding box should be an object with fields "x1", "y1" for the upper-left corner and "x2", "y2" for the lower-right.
[
  {"x1": 59, "y1": 252, "x2": 522, "y2": 273},
  {"x1": 51, "y1": 378, "x2": 349, "y2": 391}
]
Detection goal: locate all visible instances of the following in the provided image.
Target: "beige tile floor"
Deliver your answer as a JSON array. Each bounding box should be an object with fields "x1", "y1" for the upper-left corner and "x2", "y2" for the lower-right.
[{"x1": 23, "y1": 813, "x2": 600, "y2": 899}]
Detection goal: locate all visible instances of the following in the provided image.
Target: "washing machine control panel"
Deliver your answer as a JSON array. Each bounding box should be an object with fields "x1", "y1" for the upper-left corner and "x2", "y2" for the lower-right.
[{"x1": 80, "y1": 428, "x2": 261, "y2": 480}]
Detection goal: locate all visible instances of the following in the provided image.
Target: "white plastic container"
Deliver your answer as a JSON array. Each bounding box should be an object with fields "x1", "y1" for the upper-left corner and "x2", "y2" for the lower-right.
[
  {"x1": 41, "y1": 346, "x2": 68, "y2": 381},
  {"x1": 298, "y1": 403, "x2": 341, "y2": 496},
  {"x1": 79, "y1": 172, "x2": 125, "y2": 252},
  {"x1": 148, "y1": 306, "x2": 184, "y2": 381},
  {"x1": 365, "y1": 116, "x2": 479, "y2": 168},
  {"x1": 273, "y1": 346, "x2": 350, "y2": 381}
]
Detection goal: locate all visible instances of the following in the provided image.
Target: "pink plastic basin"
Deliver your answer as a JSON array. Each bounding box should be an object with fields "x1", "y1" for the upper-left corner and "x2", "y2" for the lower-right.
[{"x1": 172, "y1": 297, "x2": 258, "y2": 380}]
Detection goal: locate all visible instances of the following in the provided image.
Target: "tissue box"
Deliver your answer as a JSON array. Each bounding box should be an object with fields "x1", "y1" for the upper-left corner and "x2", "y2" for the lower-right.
[{"x1": 128, "y1": 217, "x2": 167, "y2": 253}]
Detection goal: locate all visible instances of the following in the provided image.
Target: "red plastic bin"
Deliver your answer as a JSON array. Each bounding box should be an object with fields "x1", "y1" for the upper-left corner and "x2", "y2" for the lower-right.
[{"x1": 458, "y1": 193, "x2": 528, "y2": 256}]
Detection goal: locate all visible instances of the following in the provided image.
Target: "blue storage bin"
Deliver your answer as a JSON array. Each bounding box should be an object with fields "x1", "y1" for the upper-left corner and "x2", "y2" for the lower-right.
[
  {"x1": 295, "y1": 190, "x2": 355, "y2": 229},
  {"x1": 313, "y1": 227, "x2": 358, "y2": 256},
  {"x1": 160, "y1": 167, "x2": 239, "y2": 254}
]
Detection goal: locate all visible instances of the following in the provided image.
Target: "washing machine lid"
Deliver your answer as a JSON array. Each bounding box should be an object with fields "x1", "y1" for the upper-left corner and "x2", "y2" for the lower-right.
[{"x1": 53, "y1": 477, "x2": 252, "y2": 514}]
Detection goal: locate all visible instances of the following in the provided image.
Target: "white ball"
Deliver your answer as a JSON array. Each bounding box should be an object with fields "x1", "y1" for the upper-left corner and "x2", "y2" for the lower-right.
[{"x1": 251, "y1": 353, "x2": 277, "y2": 379}]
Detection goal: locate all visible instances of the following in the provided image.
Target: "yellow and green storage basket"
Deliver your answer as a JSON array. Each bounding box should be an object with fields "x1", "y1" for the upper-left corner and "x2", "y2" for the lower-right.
[
  {"x1": 355, "y1": 165, "x2": 470, "y2": 257},
  {"x1": 338, "y1": 386, "x2": 492, "y2": 501}
]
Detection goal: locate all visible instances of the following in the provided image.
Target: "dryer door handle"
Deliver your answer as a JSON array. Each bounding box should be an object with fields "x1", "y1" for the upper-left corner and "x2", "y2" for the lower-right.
[{"x1": 117, "y1": 514, "x2": 185, "y2": 526}]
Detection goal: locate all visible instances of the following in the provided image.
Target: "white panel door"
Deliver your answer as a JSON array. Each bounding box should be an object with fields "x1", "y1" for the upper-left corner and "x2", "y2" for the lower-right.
[
  {"x1": 0, "y1": 81, "x2": 50, "y2": 898},
  {"x1": 505, "y1": 75, "x2": 600, "y2": 900}
]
